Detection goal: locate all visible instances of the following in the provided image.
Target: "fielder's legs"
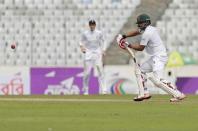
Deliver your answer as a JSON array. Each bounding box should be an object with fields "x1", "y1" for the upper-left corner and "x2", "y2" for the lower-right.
[
  {"x1": 83, "y1": 60, "x2": 93, "y2": 95},
  {"x1": 95, "y1": 55, "x2": 106, "y2": 95}
]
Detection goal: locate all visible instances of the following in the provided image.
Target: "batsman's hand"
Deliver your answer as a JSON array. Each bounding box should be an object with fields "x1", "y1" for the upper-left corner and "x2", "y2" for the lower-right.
[{"x1": 116, "y1": 34, "x2": 129, "y2": 49}]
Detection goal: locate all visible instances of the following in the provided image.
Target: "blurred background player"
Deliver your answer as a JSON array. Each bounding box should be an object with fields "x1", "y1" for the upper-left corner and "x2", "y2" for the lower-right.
[
  {"x1": 117, "y1": 14, "x2": 186, "y2": 102},
  {"x1": 79, "y1": 19, "x2": 106, "y2": 95}
]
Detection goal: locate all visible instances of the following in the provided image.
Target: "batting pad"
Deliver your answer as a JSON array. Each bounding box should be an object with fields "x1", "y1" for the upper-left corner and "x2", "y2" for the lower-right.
[{"x1": 149, "y1": 77, "x2": 182, "y2": 98}]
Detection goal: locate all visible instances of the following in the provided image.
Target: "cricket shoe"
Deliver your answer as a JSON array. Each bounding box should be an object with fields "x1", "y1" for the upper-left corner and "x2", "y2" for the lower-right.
[
  {"x1": 143, "y1": 94, "x2": 152, "y2": 100},
  {"x1": 170, "y1": 97, "x2": 180, "y2": 102},
  {"x1": 82, "y1": 87, "x2": 89, "y2": 95},
  {"x1": 133, "y1": 94, "x2": 152, "y2": 102},
  {"x1": 83, "y1": 92, "x2": 89, "y2": 95},
  {"x1": 170, "y1": 94, "x2": 186, "y2": 102},
  {"x1": 178, "y1": 93, "x2": 186, "y2": 100},
  {"x1": 101, "y1": 89, "x2": 107, "y2": 95}
]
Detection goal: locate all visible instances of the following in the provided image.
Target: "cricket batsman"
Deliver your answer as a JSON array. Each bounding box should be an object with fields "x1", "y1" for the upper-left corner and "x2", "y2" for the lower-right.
[
  {"x1": 79, "y1": 19, "x2": 106, "y2": 95},
  {"x1": 117, "y1": 14, "x2": 186, "y2": 102}
]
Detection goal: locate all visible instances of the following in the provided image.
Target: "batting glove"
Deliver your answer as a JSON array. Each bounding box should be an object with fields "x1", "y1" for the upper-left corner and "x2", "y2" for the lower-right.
[{"x1": 116, "y1": 34, "x2": 129, "y2": 49}]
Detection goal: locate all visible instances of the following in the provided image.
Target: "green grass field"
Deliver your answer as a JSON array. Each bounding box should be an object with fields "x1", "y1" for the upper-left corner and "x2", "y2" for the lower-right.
[{"x1": 0, "y1": 95, "x2": 197, "y2": 131}]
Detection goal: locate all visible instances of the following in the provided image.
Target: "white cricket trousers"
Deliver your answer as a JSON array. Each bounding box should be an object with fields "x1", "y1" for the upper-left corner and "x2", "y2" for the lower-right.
[
  {"x1": 140, "y1": 55, "x2": 168, "y2": 94},
  {"x1": 83, "y1": 51, "x2": 105, "y2": 94}
]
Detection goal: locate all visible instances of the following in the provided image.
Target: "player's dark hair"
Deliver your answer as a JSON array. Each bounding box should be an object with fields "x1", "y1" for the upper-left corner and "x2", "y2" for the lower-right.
[{"x1": 89, "y1": 19, "x2": 96, "y2": 25}]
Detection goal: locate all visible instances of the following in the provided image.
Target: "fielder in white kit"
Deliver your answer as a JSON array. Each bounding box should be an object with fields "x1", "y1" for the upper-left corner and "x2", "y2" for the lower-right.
[
  {"x1": 117, "y1": 14, "x2": 186, "y2": 102},
  {"x1": 79, "y1": 19, "x2": 106, "y2": 95}
]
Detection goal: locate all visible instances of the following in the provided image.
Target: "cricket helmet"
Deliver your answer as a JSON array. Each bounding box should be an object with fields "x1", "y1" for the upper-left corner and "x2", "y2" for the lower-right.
[{"x1": 136, "y1": 14, "x2": 151, "y2": 30}]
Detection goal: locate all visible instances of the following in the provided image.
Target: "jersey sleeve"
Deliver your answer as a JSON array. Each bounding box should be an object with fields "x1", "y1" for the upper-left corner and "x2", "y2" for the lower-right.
[
  {"x1": 99, "y1": 32, "x2": 106, "y2": 51},
  {"x1": 79, "y1": 33, "x2": 86, "y2": 46},
  {"x1": 140, "y1": 32, "x2": 150, "y2": 46}
]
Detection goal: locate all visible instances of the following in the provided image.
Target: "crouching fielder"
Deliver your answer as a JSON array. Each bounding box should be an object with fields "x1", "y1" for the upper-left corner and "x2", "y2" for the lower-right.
[
  {"x1": 79, "y1": 19, "x2": 106, "y2": 95},
  {"x1": 117, "y1": 14, "x2": 186, "y2": 102}
]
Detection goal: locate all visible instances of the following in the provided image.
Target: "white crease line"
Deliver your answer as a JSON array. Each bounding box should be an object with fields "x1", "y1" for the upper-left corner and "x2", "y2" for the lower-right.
[
  {"x1": 0, "y1": 98, "x2": 133, "y2": 103},
  {"x1": 0, "y1": 98, "x2": 187, "y2": 103}
]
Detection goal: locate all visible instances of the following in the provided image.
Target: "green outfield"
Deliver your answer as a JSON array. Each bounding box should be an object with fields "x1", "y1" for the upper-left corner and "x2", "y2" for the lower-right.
[{"x1": 0, "y1": 95, "x2": 197, "y2": 131}]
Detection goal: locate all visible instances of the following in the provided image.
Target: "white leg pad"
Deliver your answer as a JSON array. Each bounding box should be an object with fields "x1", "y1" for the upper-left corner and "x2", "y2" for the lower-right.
[
  {"x1": 135, "y1": 64, "x2": 145, "y2": 97},
  {"x1": 149, "y1": 76, "x2": 182, "y2": 98}
]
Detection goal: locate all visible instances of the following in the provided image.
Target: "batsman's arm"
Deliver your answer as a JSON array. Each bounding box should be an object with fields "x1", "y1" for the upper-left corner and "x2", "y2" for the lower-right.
[
  {"x1": 128, "y1": 43, "x2": 145, "y2": 51},
  {"x1": 127, "y1": 31, "x2": 149, "y2": 51},
  {"x1": 122, "y1": 29, "x2": 141, "y2": 38},
  {"x1": 129, "y1": 33, "x2": 150, "y2": 51}
]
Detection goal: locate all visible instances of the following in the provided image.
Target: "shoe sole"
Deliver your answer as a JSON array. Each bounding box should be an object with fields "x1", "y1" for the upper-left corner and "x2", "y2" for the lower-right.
[
  {"x1": 144, "y1": 95, "x2": 152, "y2": 100},
  {"x1": 170, "y1": 96, "x2": 186, "y2": 102},
  {"x1": 170, "y1": 99, "x2": 180, "y2": 102},
  {"x1": 133, "y1": 95, "x2": 152, "y2": 102},
  {"x1": 178, "y1": 95, "x2": 186, "y2": 100},
  {"x1": 133, "y1": 98, "x2": 144, "y2": 101}
]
